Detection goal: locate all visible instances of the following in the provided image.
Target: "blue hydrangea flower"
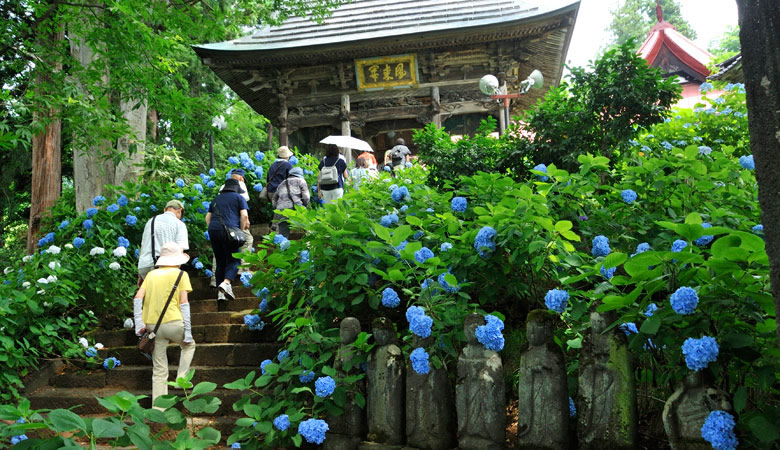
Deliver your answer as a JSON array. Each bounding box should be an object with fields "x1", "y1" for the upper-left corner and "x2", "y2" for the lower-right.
[
  {"x1": 254, "y1": 168, "x2": 264, "y2": 179},
  {"x1": 388, "y1": 184, "x2": 398, "y2": 192},
  {"x1": 73, "y1": 237, "x2": 85, "y2": 248},
  {"x1": 134, "y1": 207, "x2": 140, "y2": 212},
  {"x1": 240, "y1": 271, "x2": 253, "y2": 288},
  {"x1": 231, "y1": 443, "x2": 241, "y2": 449},
  {"x1": 150, "y1": 205, "x2": 158, "y2": 212},
  {"x1": 204, "y1": 231, "x2": 209, "y2": 241},
  {"x1": 83, "y1": 219, "x2": 94, "y2": 230},
  {"x1": 412, "y1": 230, "x2": 423, "y2": 240},
  {"x1": 406, "y1": 305, "x2": 425, "y2": 322},
  {"x1": 601, "y1": 265, "x2": 616, "y2": 280},
  {"x1": 252, "y1": 183, "x2": 263, "y2": 192},
  {"x1": 174, "y1": 193, "x2": 184, "y2": 199},
  {"x1": 299, "y1": 371, "x2": 315, "y2": 383},
  {"x1": 410, "y1": 347, "x2": 430, "y2": 375},
  {"x1": 682, "y1": 336, "x2": 719, "y2": 371},
  {"x1": 205, "y1": 269, "x2": 213, "y2": 277},
  {"x1": 752, "y1": 224, "x2": 763, "y2": 234},
  {"x1": 383, "y1": 165, "x2": 391, "y2": 172},
  {"x1": 698, "y1": 146, "x2": 712, "y2": 155},
  {"x1": 92, "y1": 195, "x2": 105, "y2": 206},
  {"x1": 273, "y1": 414, "x2": 290, "y2": 431},
  {"x1": 382, "y1": 287, "x2": 400, "y2": 308},
  {"x1": 243, "y1": 314, "x2": 264, "y2": 331},
  {"x1": 260, "y1": 359, "x2": 272, "y2": 375},
  {"x1": 661, "y1": 141, "x2": 673, "y2": 150},
  {"x1": 474, "y1": 226, "x2": 497, "y2": 258},
  {"x1": 259, "y1": 298, "x2": 268, "y2": 313},
  {"x1": 698, "y1": 82, "x2": 713, "y2": 93},
  {"x1": 569, "y1": 397, "x2": 577, "y2": 418},
  {"x1": 695, "y1": 223, "x2": 714, "y2": 246},
  {"x1": 86, "y1": 347, "x2": 97, "y2": 357},
  {"x1": 289, "y1": 156, "x2": 298, "y2": 166},
  {"x1": 409, "y1": 312, "x2": 433, "y2": 338},
  {"x1": 533, "y1": 164, "x2": 549, "y2": 181},
  {"x1": 280, "y1": 239, "x2": 290, "y2": 251},
  {"x1": 277, "y1": 349, "x2": 289, "y2": 362},
  {"x1": 440, "y1": 242, "x2": 452, "y2": 252},
  {"x1": 314, "y1": 376, "x2": 336, "y2": 397},
  {"x1": 701, "y1": 410, "x2": 739, "y2": 450},
  {"x1": 228, "y1": 156, "x2": 239, "y2": 165},
  {"x1": 59, "y1": 220, "x2": 70, "y2": 229},
  {"x1": 592, "y1": 235, "x2": 610, "y2": 257},
  {"x1": 300, "y1": 250, "x2": 310, "y2": 264},
  {"x1": 175, "y1": 178, "x2": 185, "y2": 188},
  {"x1": 621, "y1": 189, "x2": 637, "y2": 204},
  {"x1": 545, "y1": 289, "x2": 569, "y2": 313},
  {"x1": 426, "y1": 207, "x2": 434, "y2": 213},
  {"x1": 475, "y1": 315, "x2": 504, "y2": 351},
  {"x1": 10, "y1": 435, "x2": 28, "y2": 445},
  {"x1": 739, "y1": 155, "x2": 754, "y2": 170},
  {"x1": 207, "y1": 180, "x2": 216, "y2": 188},
  {"x1": 619, "y1": 322, "x2": 638, "y2": 335},
  {"x1": 414, "y1": 247, "x2": 434, "y2": 264},
  {"x1": 103, "y1": 357, "x2": 121, "y2": 370},
  {"x1": 670, "y1": 286, "x2": 698, "y2": 314},
  {"x1": 631, "y1": 242, "x2": 650, "y2": 257},
  {"x1": 298, "y1": 418, "x2": 329, "y2": 445},
  {"x1": 86, "y1": 207, "x2": 98, "y2": 218},
  {"x1": 273, "y1": 234, "x2": 286, "y2": 245},
  {"x1": 391, "y1": 186, "x2": 410, "y2": 203},
  {"x1": 255, "y1": 151, "x2": 265, "y2": 161},
  {"x1": 400, "y1": 205, "x2": 408, "y2": 213},
  {"x1": 405, "y1": 161, "x2": 412, "y2": 168},
  {"x1": 437, "y1": 271, "x2": 459, "y2": 293},
  {"x1": 115, "y1": 236, "x2": 129, "y2": 248},
  {"x1": 671, "y1": 240, "x2": 688, "y2": 253},
  {"x1": 644, "y1": 303, "x2": 658, "y2": 317},
  {"x1": 451, "y1": 197, "x2": 467, "y2": 213},
  {"x1": 192, "y1": 184, "x2": 203, "y2": 193}
]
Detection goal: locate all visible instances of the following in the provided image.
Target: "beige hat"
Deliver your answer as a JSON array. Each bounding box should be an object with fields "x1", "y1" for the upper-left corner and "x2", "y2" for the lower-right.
[
  {"x1": 155, "y1": 241, "x2": 190, "y2": 266},
  {"x1": 165, "y1": 199, "x2": 184, "y2": 210},
  {"x1": 277, "y1": 146, "x2": 293, "y2": 158}
]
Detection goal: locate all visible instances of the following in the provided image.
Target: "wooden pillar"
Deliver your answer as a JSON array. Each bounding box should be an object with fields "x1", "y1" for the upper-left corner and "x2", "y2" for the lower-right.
[
  {"x1": 278, "y1": 95, "x2": 288, "y2": 147},
  {"x1": 431, "y1": 87, "x2": 442, "y2": 128},
  {"x1": 340, "y1": 93, "x2": 352, "y2": 164},
  {"x1": 498, "y1": 83, "x2": 507, "y2": 135}
]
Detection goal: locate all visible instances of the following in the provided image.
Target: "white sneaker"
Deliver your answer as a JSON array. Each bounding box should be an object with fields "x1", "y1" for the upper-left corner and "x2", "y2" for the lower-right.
[
  {"x1": 218, "y1": 282, "x2": 235, "y2": 301},
  {"x1": 217, "y1": 291, "x2": 226, "y2": 301}
]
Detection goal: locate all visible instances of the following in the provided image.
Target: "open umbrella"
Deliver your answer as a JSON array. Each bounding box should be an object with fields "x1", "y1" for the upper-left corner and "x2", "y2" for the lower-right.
[{"x1": 319, "y1": 135, "x2": 373, "y2": 152}]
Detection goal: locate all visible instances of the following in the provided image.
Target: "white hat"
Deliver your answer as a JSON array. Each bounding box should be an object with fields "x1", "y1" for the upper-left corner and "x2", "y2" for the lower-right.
[
  {"x1": 155, "y1": 242, "x2": 190, "y2": 266},
  {"x1": 277, "y1": 146, "x2": 293, "y2": 158}
]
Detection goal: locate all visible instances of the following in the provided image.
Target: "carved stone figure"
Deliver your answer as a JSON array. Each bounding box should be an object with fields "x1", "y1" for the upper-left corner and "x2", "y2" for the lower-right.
[
  {"x1": 577, "y1": 311, "x2": 637, "y2": 449},
  {"x1": 663, "y1": 371, "x2": 733, "y2": 449},
  {"x1": 517, "y1": 310, "x2": 569, "y2": 450},
  {"x1": 324, "y1": 317, "x2": 366, "y2": 450},
  {"x1": 406, "y1": 335, "x2": 456, "y2": 449},
  {"x1": 366, "y1": 317, "x2": 405, "y2": 445},
  {"x1": 456, "y1": 314, "x2": 505, "y2": 449}
]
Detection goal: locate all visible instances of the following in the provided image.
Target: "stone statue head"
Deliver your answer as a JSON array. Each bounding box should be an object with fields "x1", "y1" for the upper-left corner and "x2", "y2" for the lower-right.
[
  {"x1": 372, "y1": 317, "x2": 396, "y2": 346},
  {"x1": 590, "y1": 311, "x2": 610, "y2": 334},
  {"x1": 340, "y1": 317, "x2": 361, "y2": 344},
  {"x1": 464, "y1": 314, "x2": 485, "y2": 345},
  {"x1": 526, "y1": 310, "x2": 555, "y2": 346}
]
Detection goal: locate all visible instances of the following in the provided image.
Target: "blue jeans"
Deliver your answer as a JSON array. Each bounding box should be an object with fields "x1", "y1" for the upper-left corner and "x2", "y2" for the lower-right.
[{"x1": 209, "y1": 227, "x2": 241, "y2": 283}]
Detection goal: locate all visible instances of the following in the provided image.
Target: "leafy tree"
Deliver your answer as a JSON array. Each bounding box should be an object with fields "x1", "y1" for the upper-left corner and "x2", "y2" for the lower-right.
[
  {"x1": 609, "y1": 0, "x2": 697, "y2": 49},
  {"x1": 522, "y1": 41, "x2": 681, "y2": 170},
  {"x1": 708, "y1": 25, "x2": 741, "y2": 65}
]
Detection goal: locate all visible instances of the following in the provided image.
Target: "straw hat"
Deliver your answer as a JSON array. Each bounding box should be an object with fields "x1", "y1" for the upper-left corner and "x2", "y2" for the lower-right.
[
  {"x1": 155, "y1": 241, "x2": 190, "y2": 266},
  {"x1": 277, "y1": 146, "x2": 293, "y2": 158}
]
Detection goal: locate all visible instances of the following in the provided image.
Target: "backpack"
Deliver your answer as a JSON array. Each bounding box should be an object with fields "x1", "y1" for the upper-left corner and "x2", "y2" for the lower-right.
[{"x1": 318, "y1": 157, "x2": 340, "y2": 186}]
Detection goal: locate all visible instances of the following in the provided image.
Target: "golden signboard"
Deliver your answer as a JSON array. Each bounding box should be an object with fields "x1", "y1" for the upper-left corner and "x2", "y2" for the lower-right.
[{"x1": 355, "y1": 54, "x2": 418, "y2": 90}]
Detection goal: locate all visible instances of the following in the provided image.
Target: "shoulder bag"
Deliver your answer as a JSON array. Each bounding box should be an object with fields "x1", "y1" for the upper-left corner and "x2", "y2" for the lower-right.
[
  {"x1": 318, "y1": 157, "x2": 340, "y2": 186},
  {"x1": 137, "y1": 270, "x2": 184, "y2": 360},
  {"x1": 213, "y1": 199, "x2": 247, "y2": 246}
]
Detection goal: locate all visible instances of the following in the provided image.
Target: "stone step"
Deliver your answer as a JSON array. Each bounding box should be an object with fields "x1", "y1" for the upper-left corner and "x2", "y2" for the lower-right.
[
  {"x1": 192, "y1": 311, "x2": 245, "y2": 325},
  {"x1": 28, "y1": 386, "x2": 247, "y2": 417},
  {"x1": 50, "y1": 365, "x2": 259, "y2": 390},
  {"x1": 188, "y1": 297, "x2": 260, "y2": 313},
  {"x1": 97, "y1": 342, "x2": 281, "y2": 366},
  {"x1": 189, "y1": 285, "x2": 254, "y2": 301},
  {"x1": 95, "y1": 324, "x2": 275, "y2": 347}
]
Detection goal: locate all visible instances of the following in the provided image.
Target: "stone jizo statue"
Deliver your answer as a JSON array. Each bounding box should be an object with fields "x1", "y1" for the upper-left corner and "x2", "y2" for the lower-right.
[
  {"x1": 324, "y1": 317, "x2": 365, "y2": 450},
  {"x1": 663, "y1": 371, "x2": 732, "y2": 449},
  {"x1": 366, "y1": 317, "x2": 405, "y2": 445}
]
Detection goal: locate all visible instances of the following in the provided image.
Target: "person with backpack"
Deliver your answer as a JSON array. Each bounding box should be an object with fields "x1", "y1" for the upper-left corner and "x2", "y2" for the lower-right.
[
  {"x1": 272, "y1": 167, "x2": 311, "y2": 238},
  {"x1": 317, "y1": 144, "x2": 349, "y2": 204},
  {"x1": 389, "y1": 138, "x2": 411, "y2": 171},
  {"x1": 137, "y1": 199, "x2": 189, "y2": 287}
]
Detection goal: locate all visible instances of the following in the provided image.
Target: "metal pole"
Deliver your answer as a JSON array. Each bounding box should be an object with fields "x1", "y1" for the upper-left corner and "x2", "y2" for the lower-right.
[{"x1": 209, "y1": 132, "x2": 214, "y2": 170}]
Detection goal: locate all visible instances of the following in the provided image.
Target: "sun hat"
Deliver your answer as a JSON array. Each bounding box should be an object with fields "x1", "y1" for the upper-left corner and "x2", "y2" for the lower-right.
[
  {"x1": 165, "y1": 199, "x2": 184, "y2": 210},
  {"x1": 277, "y1": 146, "x2": 293, "y2": 158},
  {"x1": 155, "y1": 241, "x2": 189, "y2": 266},
  {"x1": 288, "y1": 167, "x2": 304, "y2": 178},
  {"x1": 221, "y1": 178, "x2": 246, "y2": 194}
]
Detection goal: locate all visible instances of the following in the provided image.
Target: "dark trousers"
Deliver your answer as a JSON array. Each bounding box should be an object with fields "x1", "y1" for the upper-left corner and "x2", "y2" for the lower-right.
[{"x1": 209, "y1": 227, "x2": 241, "y2": 283}]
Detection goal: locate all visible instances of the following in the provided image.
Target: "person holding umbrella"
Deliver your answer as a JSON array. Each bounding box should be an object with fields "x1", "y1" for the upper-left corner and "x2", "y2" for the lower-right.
[{"x1": 317, "y1": 144, "x2": 349, "y2": 204}]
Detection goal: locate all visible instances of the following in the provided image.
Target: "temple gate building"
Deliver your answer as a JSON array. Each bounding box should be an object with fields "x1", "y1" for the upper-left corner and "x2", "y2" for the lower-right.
[{"x1": 194, "y1": 0, "x2": 580, "y2": 159}]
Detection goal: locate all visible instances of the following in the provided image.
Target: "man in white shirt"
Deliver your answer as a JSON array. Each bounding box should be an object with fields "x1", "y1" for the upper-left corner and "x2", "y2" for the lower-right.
[
  {"x1": 137, "y1": 199, "x2": 189, "y2": 286},
  {"x1": 212, "y1": 169, "x2": 253, "y2": 292}
]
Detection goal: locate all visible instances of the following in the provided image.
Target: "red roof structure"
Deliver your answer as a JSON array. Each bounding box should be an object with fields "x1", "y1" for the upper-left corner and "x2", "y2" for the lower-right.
[{"x1": 638, "y1": 2, "x2": 713, "y2": 83}]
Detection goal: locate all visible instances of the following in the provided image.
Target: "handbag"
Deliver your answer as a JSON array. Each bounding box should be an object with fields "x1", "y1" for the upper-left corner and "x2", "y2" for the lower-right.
[
  {"x1": 212, "y1": 201, "x2": 247, "y2": 246},
  {"x1": 318, "y1": 157, "x2": 340, "y2": 186},
  {"x1": 137, "y1": 270, "x2": 184, "y2": 359}
]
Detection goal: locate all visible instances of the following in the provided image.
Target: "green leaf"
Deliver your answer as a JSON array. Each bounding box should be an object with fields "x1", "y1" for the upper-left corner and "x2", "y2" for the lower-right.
[
  {"x1": 392, "y1": 225, "x2": 412, "y2": 246},
  {"x1": 560, "y1": 230, "x2": 581, "y2": 241},
  {"x1": 554, "y1": 220, "x2": 573, "y2": 232},
  {"x1": 602, "y1": 252, "x2": 627, "y2": 269},
  {"x1": 721, "y1": 333, "x2": 754, "y2": 349},
  {"x1": 196, "y1": 427, "x2": 221, "y2": 444},
  {"x1": 183, "y1": 398, "x2": 207, "y2": 414},
  {"x1": 405, "y1": 215, "x2": 422, "y2": 226},
  {"x1": 566, "y1": 337, "x2": 582, "y2": 349},
  {"x1": 372, "y1": 223, "x2": 391, "y2": 242},
  {"x1": 292, "y1": 434, "x2": 303, "y2": 446},
  {"x1": 92, "y1": 418, "x2": 125, "y2": 439},
  {"x1": 127, "y1": 423, "x2": 153, "y2": 450},
  {"x1": 749, "y1": 415, "x2": 780, "y2": 442},
  {"x1": 388, "y1": 269, "x2": 404, "y2": 282},
  {"x1": 684, "y1": 211, "x2": 702, "y2": 224},
  {"x1": 639, "y1": 316, "x2": 661, "y2": 335},
  {"x1": 153, "y1": 395, "x2": 178, "y2": 410},
  {"x1": 733, "y1": 386, "x2": 747, "y2": 413},
  {"x1": 191, "y1": 381, "x2": 217, "y2": 397},
  {"x1": 49, "y1": 409, "x2": 87, "y2": 433}
]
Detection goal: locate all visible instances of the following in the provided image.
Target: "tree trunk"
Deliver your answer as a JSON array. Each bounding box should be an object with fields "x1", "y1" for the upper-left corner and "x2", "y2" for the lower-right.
[
  {"x1": 115, "y1": 99, "x2": 147, "y2": 184},
  {"x1": 26, "y1": 18, "x2": 64, "y2": 253},
  {"x1": 735, "y1": 0, "x2": 780, "y2": 346}
]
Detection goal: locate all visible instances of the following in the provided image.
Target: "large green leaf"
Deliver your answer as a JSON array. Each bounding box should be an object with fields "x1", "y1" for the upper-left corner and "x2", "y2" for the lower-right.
[
  {"x1": 92, "y1": 418, "x2": 125, "y2": 439},
  {"x1": 49, "y1": 409, "x2": 87, "y2": 433},
  {"x1": 191, "y1": 381, "x2": 217, "y2": 397}
]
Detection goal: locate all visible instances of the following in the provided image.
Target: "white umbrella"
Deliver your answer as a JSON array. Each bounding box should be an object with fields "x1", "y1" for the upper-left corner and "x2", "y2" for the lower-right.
[{"x1": 320, "y1": 135, "x2": 374, "y2": 152}]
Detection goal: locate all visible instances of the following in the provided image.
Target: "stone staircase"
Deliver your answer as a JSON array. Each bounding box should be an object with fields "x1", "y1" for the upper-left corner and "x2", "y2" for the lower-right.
[{"x1": 26, "y1": 274, "x2": 277, "y2": 437}]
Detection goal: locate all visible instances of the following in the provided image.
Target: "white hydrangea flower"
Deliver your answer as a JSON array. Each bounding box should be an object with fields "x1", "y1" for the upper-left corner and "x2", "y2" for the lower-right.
[
  {"x1": 123, "y1": 318, "x2": 134, "y2": 329},
  {"x1": 90, "y1": 247, "x2": 105, "y2": 256},
  {"x1": 47, "y1": 245, "x2": 61, "y2": 255},
  {"x1": 37, "y1": 290, "x2": 46, "y2": 295},
  {"x1": 46, "y1": 275, "x2": 57, "y2": 283},
  {"x1": 22, "y1": 255, "x2": 32, "y2": 263},
  {"x1": 113, "y1": 247, "x2": 127, "y2": 258},
  {"x1": 78, "y1": 337, "x2": 89, "y2": 348},
  {"x1": 43, "y1": 301, "x2": 51, "y2": 307},
  {"x1": 48, "y1": 261, "x2": 60, "y2": 270},
  {"x1": 64, "y1": 243, "x2": 74, "y2": 249},
  {"x1": 3, "y1": 267, "x2": 12, "y2": 275},
  {"x1": 94, "y1": 343, "x2": 104, "y2": 349},
  {"x1": 37, "y1": 277, "x2": 49, "y2": 284},
  {"x1": 22, "y1": 281, "x2": 31, "y2": 288},
  {"x1": 109, "y1": 262, "x2": 121, "y2": 271}
]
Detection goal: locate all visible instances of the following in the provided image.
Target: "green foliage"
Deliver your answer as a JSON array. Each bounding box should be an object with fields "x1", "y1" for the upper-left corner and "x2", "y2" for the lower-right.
[
  {"x1": 609, "y1": 0, "x2": 697, "y2": 49},
  {"x1": 524, "y1": 40, "x2": 681, "y2": 170},
  {"x1": 708, "y1": 25, "x2": 741, "y2": 66}
]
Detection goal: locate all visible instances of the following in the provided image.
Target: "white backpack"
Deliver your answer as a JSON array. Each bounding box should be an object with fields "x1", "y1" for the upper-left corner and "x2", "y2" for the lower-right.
[{"x1": 319, "y1": 158, "x2": 340, "y2": 185}]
